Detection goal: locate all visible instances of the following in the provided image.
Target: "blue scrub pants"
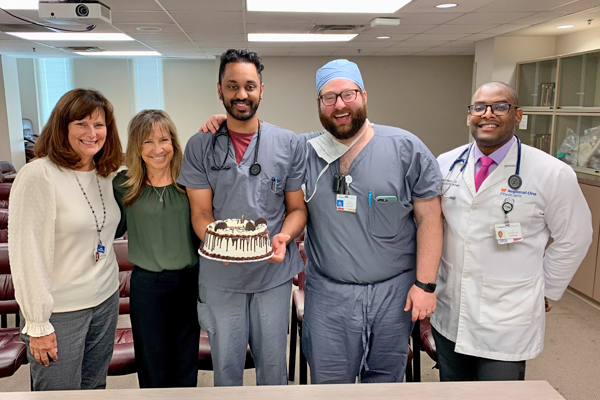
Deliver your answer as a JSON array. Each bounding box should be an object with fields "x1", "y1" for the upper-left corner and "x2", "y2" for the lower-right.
[
  {"x1": 302, "y1": 265, "x2": 414, "y2": 384},
  {"x1": 197, "y1": 279, "x2": 292, "y2": 386}
]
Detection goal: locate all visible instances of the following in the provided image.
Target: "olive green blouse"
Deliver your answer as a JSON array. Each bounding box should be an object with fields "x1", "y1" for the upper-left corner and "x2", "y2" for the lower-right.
[{"x1": 113, "y1": 171, "x2": 199, "y2": 272}]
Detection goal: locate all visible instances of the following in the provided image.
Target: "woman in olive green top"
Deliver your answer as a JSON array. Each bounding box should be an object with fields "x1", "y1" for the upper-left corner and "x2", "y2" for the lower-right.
[{"x1": 113, "y1": 110, "x2": 200, "y2": 388}]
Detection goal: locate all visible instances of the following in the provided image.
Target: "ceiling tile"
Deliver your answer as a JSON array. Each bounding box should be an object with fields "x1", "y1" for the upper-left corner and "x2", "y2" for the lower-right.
[
  {"x1": 352, "y1": 33, "x2": 415, "y2": 42},
  {"x1": 457, "y1": 33, "x2": 497, "y2": 42},
  {"x1": 157, "y1": 0, "x2": 243, "y2": 12},
  {"x1": 545, "y1": 0, "x2": 600, "y2": 13},
  {"x1": 111, "y1": 11, "x2": 173, "y2": 24},
  {"x1": 246, "y1": 23, "x2": 312, "y2": 33},
  {"x1": 483, "y1": 24, "x2": 530, "y2": 34},
  {"x1": 406, "y1": 33, "x2": 471, "y2": 41},
  {"x1": 416, "y1": 47, "x2": 470, "y2": 55},
  {"x1": 112, "y1": 23, "x2": 182, "y2": 34},
  {"x1": 475, "y1": 0, "x2": 576, "y2": 12},
  {"x1": 103, "y1": 0, "x2": 163, "y2": 11},
  {"x1": 425, "y1": 24, "x2": 499, "y2": 34},
  {"x1": 169, "y1": 11, "x2": 243, "y2": 25},
  {"x1": 447, "y1": 12, "x2": 536, "y2": 24},
  {"x1": 394, "y1": 13, "x2": 464, "y2": 25},
  {"x1": 509, "y1": 11, "x2": 571, "y2": 25},
  {"x1": 368, "y1": 25, "x2": 437, "y2": 34},
  {"x1": 331, "y1": 48, "x2": 378, "y2": 56},
  {"x1": 443, "y1": 41, "x2": 476, "y2": 48},
  {"x1": 397, "y1": 0, "x2": 496, "y2": 13},
  {"x1": 392, "y1": 40, "x2": 449, "y2": 48},
  {"x1": 342, "y1": 41, "x2": 398, "y2": 48},
  {"x1": 189, "y1": 33, "x2": 245, "y2": 42},
  {"x1": 180, "y1": 24, "x2": 245, "y2": 35},
  {"x1": 130, "y1": 32, "x2": 190, "y2": 41},
  {"x1": 312, "y1": 14, "x2": 381, "y2": 25},
  {"x1": 245, "y1": 12, "x2": 316, "y2": 24}
]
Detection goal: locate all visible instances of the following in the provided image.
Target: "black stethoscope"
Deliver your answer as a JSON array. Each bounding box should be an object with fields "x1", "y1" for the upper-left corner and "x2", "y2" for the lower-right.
[
  {"x1": 211, "y1": 121, "x2": 262, "y2": 176},
  {"x1": 441, "y1": 136, "x2": 522, "y2": 199}
]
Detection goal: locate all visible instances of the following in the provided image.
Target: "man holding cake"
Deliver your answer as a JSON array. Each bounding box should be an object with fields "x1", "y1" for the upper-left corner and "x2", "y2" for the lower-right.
[
  {"x1": 201, "y1": 59, "x2": 443, "y2": 384},
  {"x1": 177, "y1": 49, "x2": 307, "y2": 386}
]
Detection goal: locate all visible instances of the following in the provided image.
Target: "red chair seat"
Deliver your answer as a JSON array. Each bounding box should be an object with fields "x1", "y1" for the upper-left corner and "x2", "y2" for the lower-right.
[
  {"x1": 108, "y1": 327, "x2": 136, "y2": 376},
  {"x1": 0, "y1": 327, "x2": 27, "y2": 378},
  {"x1": 419, "y1": 317, "x2": 437, "y2": 362},
  {"x1": 292, "y1": 289, "x2": 304, "y2": 322}
]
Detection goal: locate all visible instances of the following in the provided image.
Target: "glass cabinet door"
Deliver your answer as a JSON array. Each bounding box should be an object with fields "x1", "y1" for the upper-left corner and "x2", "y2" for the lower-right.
[
  {"x1": 518, "y1": 59, "x2": 558, "y2": 108},
  {"x1": 517, "y1": 114, "x2": 553, "y2": 154},
  {"x1": 558, "y1": 51, "x2": 600, "y2": 109},
  {"x1": 554, "y1": 115, "x2": 600, "y2": 170}
]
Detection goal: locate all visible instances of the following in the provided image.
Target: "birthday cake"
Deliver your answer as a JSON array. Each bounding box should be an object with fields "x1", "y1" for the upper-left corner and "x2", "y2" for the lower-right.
[{"x1": 200, "y1": 216, "x2": 273, "y2": 261}]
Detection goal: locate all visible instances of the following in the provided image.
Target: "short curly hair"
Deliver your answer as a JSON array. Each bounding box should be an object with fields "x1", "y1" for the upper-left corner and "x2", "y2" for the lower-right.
[{"x1": 218, "y1": 49, "x2": 264, "y2": 84}]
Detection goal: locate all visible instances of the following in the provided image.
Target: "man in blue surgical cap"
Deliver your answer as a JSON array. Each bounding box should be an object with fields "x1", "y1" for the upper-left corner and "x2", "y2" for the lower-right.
[
  {"x1": 201, "y1": 59, "x2": 443, "y2": 384},
  {"x1": 300, "y1": 59, "x2": 443, "y2": 383}
]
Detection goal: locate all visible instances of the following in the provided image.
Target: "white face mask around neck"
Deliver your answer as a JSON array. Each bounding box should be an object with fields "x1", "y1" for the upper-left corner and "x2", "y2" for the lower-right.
[{"x1": 302, "y1": 119, "x2": 371, "y2": 202}]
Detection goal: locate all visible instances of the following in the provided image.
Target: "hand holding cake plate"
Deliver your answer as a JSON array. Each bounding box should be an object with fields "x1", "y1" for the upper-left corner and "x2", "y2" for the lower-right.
[{"x1": 199, "y1": 215, "x2": 274, "y2": 264}]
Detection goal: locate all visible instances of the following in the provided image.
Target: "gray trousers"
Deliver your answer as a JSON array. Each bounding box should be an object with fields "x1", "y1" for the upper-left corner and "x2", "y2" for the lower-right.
[
  {"x1": 432, "y1": 326, "x2": 526, "y2": 381},
  {"x1": 20, "y1": 291, "x2": 119, "y2": 391},
  {"x1": 198, "y1": 279, "x2": 292, "y2": 386},
  {"x1": 302, "y1": 265, "x2": 414, "y2": 384}
]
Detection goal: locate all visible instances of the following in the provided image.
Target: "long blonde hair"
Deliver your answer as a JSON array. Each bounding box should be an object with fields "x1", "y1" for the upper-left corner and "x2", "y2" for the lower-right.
[{"x1": 121, "y1": 109, "x2": 184, "y2": 206}]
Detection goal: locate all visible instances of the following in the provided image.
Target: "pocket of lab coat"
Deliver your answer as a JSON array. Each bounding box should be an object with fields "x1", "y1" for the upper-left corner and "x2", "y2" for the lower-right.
[
  {"x1": 436, "y1": 257, "x2": 453, "y2": 307},
  {"x1": 490, "y1": 199, "x2": 535, "y2": 236},
  {"x1": 479, "y1": 276, "x2": 534, "y2": 326},
  {"x1": 368, "y1": 200, "x2": 409, "y2": 238}
]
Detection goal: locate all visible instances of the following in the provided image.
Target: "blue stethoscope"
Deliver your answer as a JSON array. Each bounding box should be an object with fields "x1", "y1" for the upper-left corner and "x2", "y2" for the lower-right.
[{"x1": 441, "y1": 136, "x2": 522, "y2": 199}]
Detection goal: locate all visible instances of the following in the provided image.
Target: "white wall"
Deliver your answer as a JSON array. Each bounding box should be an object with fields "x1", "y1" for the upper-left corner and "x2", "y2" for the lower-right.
[
  {"x1": 492, "y1": 36, "x2": 556, "y2": 86},
  {"x1": 556, "y1": 26, "x2": 600, "y2": 55},
  {"x1": 259, "y1": 56, "x2": 474, "y2": 156},
  {"x1": 12, "y1": 55, "x2": 474, "y2": 160},
  {"x1": 17, "y1": 58, "x2": 39, "y2": 136},
  {"x1": 0, "y1": 55, "x2": 25, "y2": 170}
]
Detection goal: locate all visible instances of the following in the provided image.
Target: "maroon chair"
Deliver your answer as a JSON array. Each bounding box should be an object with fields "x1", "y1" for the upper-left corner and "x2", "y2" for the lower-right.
[
  {"x1": 0, "y1": 244, "x2": 27, "y2": 378},
  {"x1": 0, "y1": 183, "x2": 11, "y2": 209},
  {"x1": 0, "y1": 162, "x2": 16, "y2": 184},
  {"x1": 0, "y1": 209, "x2": 7, "y2": 243},
  {"x1": 108, "y1": 239, "x2": 136, "y2": 376},
  {"x1": 419, "y1": 316, "x2": 437, "y2": 362}
]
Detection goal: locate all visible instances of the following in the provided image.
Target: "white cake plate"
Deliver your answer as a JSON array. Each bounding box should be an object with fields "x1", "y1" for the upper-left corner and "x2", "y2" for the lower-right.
[{"x1": 198, "y1": 250, "x2": 273, "y2": 263}]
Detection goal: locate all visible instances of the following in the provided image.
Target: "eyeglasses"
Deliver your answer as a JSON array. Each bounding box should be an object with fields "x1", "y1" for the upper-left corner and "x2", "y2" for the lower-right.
[
  {"x1": 468, "y1": 103, "x2": 518, "y2": 116},
  {"x1": 319, "y1": 89, "x2": 361, "y2": 106}
]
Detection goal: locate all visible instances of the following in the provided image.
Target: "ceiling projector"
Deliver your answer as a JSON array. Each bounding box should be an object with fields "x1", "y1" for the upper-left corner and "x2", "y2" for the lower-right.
[{"x1": 38, "y1": 1, "x2": 112, "y2": 24}]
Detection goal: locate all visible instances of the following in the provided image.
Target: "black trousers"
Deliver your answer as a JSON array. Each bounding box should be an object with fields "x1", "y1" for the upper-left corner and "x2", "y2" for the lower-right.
[
  {"x1": 130, "y1": 265, "x2": 200, "y2": 388},
  {"x1": 432, "y1": 326, "x2": 526, "y2": 381}
]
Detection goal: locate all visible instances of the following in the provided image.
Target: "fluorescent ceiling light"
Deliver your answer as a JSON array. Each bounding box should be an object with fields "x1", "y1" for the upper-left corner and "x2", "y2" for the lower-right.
[
  {"x1": 0, "y1": 0, "x2": 38, "y2": 10},
  {"x1": 436, "y1": 3, "x2": 457, "y2": 8},
  {"x1": 7, "y1": 32, "x2": 135, "y2": 41},
  {"x1": 556, "y1": 25, "x2": 574, "y2": 29},
  {"x1": 377, "y1": 36, "x2": 391, "y2": 39},
  {"x1": 74, "y1": 51, "x2": 161, "y2": 57},
  {"x1": 247, "y1": 0, "x2": 413, "y2": 13},
  {"x1": 249, "y1": 33, "x2": 357, "y2": 42}
]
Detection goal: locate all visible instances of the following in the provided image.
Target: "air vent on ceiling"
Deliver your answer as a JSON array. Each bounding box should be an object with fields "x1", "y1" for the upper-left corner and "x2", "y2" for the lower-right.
[
  {"x1": 309, "y1": 25, "x2": 364, "y2": 34},
  {"x1": 64, "y1": 46, "x2": 105, "y2": 53}
]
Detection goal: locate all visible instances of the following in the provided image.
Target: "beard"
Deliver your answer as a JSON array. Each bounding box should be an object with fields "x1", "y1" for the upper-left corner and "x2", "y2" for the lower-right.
[
  {"x1": 470, "y1": 122, "x2": 515, "y2": 149},
  {"x1": 223, "y1": 98, "x2": 260, "y2": 122},
  {"x1": 318, "y1": 103, "x2": 368, "y2": 141}
]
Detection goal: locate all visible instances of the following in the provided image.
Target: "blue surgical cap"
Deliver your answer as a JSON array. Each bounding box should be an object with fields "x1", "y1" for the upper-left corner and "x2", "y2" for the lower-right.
[{"x1": 316, "y1": 59, "x2": 364, "y2": 95}]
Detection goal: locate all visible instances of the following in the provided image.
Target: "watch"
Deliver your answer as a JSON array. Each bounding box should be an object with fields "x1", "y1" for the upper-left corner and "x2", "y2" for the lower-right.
[{"x1": 415, "y1": 279, "x2": 436, "y2": 293}]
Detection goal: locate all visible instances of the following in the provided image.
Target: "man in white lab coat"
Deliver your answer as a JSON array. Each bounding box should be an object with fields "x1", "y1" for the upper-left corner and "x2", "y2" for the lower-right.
[{"x1": 433, "y1": 81, "x2": 593, "y2": 381}]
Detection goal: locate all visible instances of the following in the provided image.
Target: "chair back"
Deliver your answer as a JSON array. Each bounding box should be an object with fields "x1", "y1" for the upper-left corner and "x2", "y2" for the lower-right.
[
  {"x1": 0, "y1": 183, "x2": 11, "y2": 209},
  {"x1": 0, "y1": 210, "x2": 7, "y2": 243},
  {"x1": 113, "y1": 239, "x2": 132, "y2": 314}
]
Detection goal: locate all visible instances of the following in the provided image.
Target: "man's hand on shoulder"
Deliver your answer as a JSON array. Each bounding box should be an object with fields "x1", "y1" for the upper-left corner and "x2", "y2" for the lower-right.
[
  {"x1": 405, "y1": 285, "x2": 436, "y2": 322},
  {"x1": 200, "y1": 114, "x2": 227, "y2": 134}
]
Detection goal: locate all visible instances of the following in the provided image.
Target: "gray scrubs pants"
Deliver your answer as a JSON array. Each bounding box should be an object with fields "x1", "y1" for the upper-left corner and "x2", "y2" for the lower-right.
[
  {"x1": 20, "y1": 291, "x2": 119, "y2": 391},
  {"x1": 198, "y1": 279, "x2": 292, "y2": 386},
  {"x1": 302, "y1": 265, "x2": 414, "y2": 384}
]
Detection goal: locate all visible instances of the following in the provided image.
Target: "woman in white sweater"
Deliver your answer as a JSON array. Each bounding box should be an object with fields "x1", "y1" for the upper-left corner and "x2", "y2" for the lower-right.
[{"x1": 8, "y1": 88, "x2": 123, "y2": 391}]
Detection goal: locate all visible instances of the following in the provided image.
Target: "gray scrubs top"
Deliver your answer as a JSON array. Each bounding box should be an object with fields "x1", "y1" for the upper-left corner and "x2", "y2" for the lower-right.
[
  {"x1": 302, "y1": 124, "x2": 442, "y2": 284},
  {"x1": 178, "y1": 122, "x2": 305, "y2": 293}
]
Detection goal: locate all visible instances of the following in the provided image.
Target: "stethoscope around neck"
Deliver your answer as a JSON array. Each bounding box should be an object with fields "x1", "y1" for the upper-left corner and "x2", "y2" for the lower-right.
[
  {"x1": 211, "y1": 120, "x2": 262, "y2": 176},
  {"x1": 441, "y1": 135, "x2": 522, "y2": 199}
]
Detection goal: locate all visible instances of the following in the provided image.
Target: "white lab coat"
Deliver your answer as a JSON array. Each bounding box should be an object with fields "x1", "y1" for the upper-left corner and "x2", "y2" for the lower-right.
[{"x1": 431, "y1": 139, "x2": 592, "y2": 361}]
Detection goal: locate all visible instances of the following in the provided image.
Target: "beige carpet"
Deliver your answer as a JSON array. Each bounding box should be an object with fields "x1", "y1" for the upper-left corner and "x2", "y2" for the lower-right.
[{"x1": 1, "y1": 289, "x2": 599, "y2": 400}]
